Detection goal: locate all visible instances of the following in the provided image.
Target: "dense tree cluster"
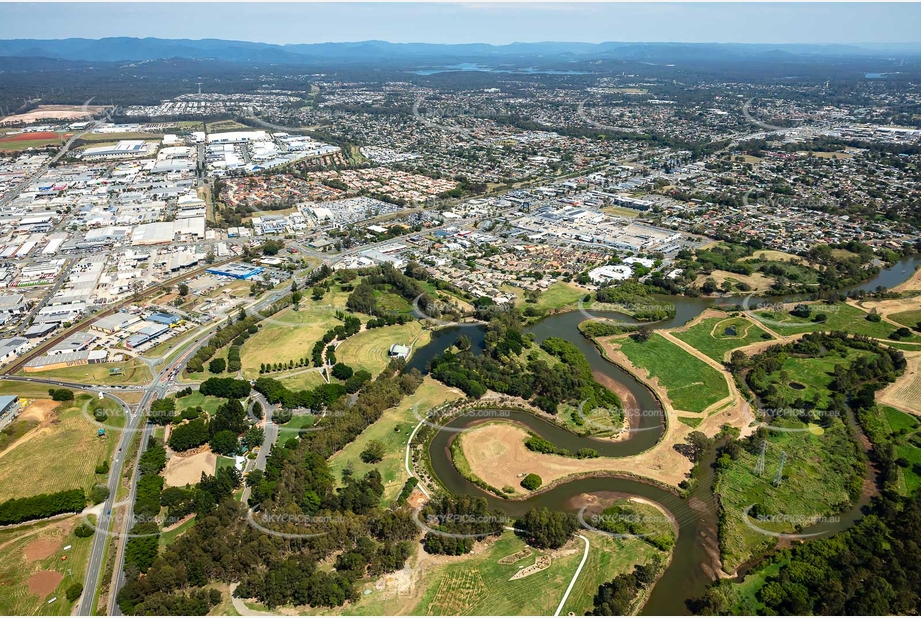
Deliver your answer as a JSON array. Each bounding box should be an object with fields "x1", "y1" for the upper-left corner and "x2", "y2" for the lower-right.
[
  {"x1": 589, "y1": 558, "x2": 666, "y2": 615},
  {"x1": 515, "y1": 507, "x2": 578, "y2": 549},
  {"x1": 119, "y1": 361, "x2": 424, "y2": 614},
  {"x1": 0, "y1": 489, "x2": 86, "y2": 525},
  {"x1": 420, "y1": 494, "x2": 505, "y2": 555},
  {"x1": 695, "y1": 492, "x2": 921, "y2": 615},
  {"x1": 430, "y1": 308, "x2": 622, "y2": 414},
  {"x1": 199, "y1": 377, "x2": 252, "y2": 399},
  {"x1": 253, "y1": 376, "x2": 347, "y2": 411},
  {"x1": 595, "y1": 281, "x2": 676, "y2": 321}
]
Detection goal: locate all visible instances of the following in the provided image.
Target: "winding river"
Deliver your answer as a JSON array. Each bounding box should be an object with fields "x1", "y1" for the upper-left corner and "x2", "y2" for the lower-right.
[{"x1": 414, "y1": 255, "x2": 921, "y2": 614}]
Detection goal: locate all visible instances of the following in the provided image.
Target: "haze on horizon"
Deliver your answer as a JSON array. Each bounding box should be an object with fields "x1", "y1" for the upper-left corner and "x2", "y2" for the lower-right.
[{"x1": 0, "y1": 2, "x2": 920, "y2": 47}]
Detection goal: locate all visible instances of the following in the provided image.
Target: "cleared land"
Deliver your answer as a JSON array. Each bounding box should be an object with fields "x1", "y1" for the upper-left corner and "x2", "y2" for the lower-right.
[
  {"x1": 673, "y1": 314, "x2": 773, "y2": 362},
  {"x1": 20, "y1": 358, "x2": 153, "y2": 386},
  {"x1": 614, "y1": 333, "x2": 730, "y2": 413},
  {"x1": 413, "y1": 531, "x2": 583, "y2": 616},
  {"x1": 328, "y1": 378, "x2": 462, "y2": 504},
  {"x1": 694, "y1": 270, "x2": 775, "y2": 293},
  {"x1": 0, "y1": 394, "x2": 122, "y2": 500},
  {"x1": 0, "y1": 516, "x2": 95, "y2": 615},
  {"x1": 163, "y1": 448, "x2": 217, "y2": 487},
  {"x1": 877, "y1": 351, "x2": 921, "y2": 416}
]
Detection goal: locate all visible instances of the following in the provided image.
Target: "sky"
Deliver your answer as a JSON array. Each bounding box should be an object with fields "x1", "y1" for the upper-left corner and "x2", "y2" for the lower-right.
[{"x1": 0, "y1": 2, "x2": 920, "y2": 46}]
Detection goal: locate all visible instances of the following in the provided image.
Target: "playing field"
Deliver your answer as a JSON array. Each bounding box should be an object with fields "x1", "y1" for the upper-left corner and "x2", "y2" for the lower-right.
[
  {"x1": 616, "y1": 334, "x2": 729, "y2": 413},
  {"x1": 673, "y1": 315, "x2": 773, "y2": 362},
  {"x1": 327, "y1": 378, "x2": 461, "y2": 504},
  {"x1": 0, "y1": 394, "x2": 122, "y2": 500},
  {"x1": 335, "y1": 322, "x2": 430, "y2": 376},
  {"x1": 0, "y1": 516, "x2": 95, "y2": 615}
]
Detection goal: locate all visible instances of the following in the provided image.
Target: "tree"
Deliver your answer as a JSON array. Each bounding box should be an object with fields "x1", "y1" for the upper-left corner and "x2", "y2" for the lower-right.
[
  {"x1": 524, "y1": 289, "x2": 542, "y2": 303},
  {"x1": 178, "y1": 283, "x2": 189, "y2": 296},
  {"x1": 331, "y1": 363, "x2": 354, "y2": 380},
  {"x1": 209, "y1": 430, "x2": 239, "y2": 456},
  {"x1": 521, "y1": 473, "x2": 542, "y2": 490},
  {"x1": 66, "y1": 582, "x2": 84, "y2": 602},
  {"x1": 631, "y1": 325, "x2": 652, "y2": 343},
  {"x1": 312, "y1": 285, "x2": 325, "y2": 301},
  {"x1": 243, "y1": 426, "x2": 265, "y2": 449},
  {"x1": 360, "y1": 440, "x2": 385, "y2": 464},
  {"x1": 262, "y1": 239, "x2": 283, "y2": 256},
  {"x1": 49, "y1": 388, "x2": 74, "y2": 402},
  {"x1": 517, "y1": 507, "x2": 578, "y2": 549},
  {"x1": 208, "y1": 358, "x2": 226, "y2": 374}
]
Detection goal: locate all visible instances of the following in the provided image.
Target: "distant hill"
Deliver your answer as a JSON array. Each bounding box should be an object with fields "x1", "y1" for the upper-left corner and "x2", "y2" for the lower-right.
[{"x1": 0, "y1": 37, "x2": 918, "y2": 64}]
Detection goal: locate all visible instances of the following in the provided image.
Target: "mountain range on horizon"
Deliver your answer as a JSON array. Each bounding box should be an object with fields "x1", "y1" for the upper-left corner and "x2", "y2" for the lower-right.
[{"x1": 1, "y1": 37, "x2": 921, "y2": 65}]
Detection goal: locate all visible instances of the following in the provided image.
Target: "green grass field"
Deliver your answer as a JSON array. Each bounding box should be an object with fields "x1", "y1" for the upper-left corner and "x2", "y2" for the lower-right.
[
  {"x1": 0, "y1": 395, "x2": 123, "y2": 500},
  {"x1": 20, "y1": 359, "x2": 152, "y2": 386},
  {"x1": 413, "y1": 530, "x2": 582, "y2": 616},
  {"x1": 617, "y1": 334, "x2": 729, "y2": 413},
  {"x1": 160, "y1": 516, "x2": 196, "y2": 548},
  {"x1": 239, "y1": 295, "x2": 352, "y2": 379},
  {"x1": 715, "y1": 415, "x2": 865, "y2": 571},
  {"x1": 175, "y1": 392, "x2": 225, "y2": 416},
  {"x1": 0, "y1": 516, "x2": 95, "y2": 615},
  {"x1": 673, "y1": 315, "x2": 773, "y2": 362},
  {"x1": 335, "y1": 322, "x2": 429, "y2": 376},
  {"x1": 0, "y1": 137, "x2": 64, "y2": 151},
  {"x1": 327, "y1": 378, "x2": 461, "y2": 504},
  {"x1": 888, "y1": 308, "x2": 921, "y2": 330},
  {"x1": 278, "y1": 371, "x2": 329, "y2": 393},
  {"x1": 762, "y1": 349, "x2": 870, "y2": 410},
  {"x1": 276, "y1": 412, "x2": 318, "y2": 443},
  {"x1": 561, "y1": 531, "x2": 666, "y2": 615},
  {"x1": 754, "y1": 302, "x2": 920, "y2": 340}
]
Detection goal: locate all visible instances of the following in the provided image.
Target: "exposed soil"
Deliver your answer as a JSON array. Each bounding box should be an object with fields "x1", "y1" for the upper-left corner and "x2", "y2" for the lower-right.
[
  {"x1": 0, "y1": 399, "x2": 59, "y2": 459},
  {"x1": 163, "y1": 448, "x2": 217, "y2": 487},
  {"x1": 27, "y1": 570, "x2": 63, "y2": 596},
  {"x1": 24, "y1": 535, "x2": 62, "y2": 563}
]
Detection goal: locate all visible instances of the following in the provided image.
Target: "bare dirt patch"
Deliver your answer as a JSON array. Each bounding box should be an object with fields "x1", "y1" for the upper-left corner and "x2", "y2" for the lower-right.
[
  {"x1": 877, "y1": 351, "x2": 921, "y2": 416},
  {"x1": 894, "y1": 268, "x2": 921, "y2": 294},
  {"x1": 0, "y1": 399, "x2": 59, "y2": 459},
  {"x1": 23, "y1": 535, "x2": 61, "y2": 563},
  {"x1": 0, "y1": 131, "x2": 61, "y2": 142},
  {"x1": 163, "y1": 448, "x2": 217, "y2": 487},
  {"x1": 27, "y1": 570, "x2": 63, "y2": 596}
]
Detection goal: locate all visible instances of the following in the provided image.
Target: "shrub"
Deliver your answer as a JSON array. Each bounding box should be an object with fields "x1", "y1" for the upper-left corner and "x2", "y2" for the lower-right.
[
  {"x1": 65, "y1": 582, "x2": 84, "y2": 602},
  {"x1": 521, "y1": 473, "x2": 542, "y2": 490},
  {"x1": 49, "y1": 388, "x2": 74, "y2": 402}
]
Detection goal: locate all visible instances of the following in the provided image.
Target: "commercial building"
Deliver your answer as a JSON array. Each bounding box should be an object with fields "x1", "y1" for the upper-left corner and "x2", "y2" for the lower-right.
[
  {"x1": 81, "y1": 140, "x2": 154, "y2": 160},
  {"x1": 206, "y1": 263, "x2": 264, "y2": 280}
]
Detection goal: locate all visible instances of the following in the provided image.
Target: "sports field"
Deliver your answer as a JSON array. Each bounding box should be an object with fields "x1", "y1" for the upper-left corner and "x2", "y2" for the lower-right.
[
  {"x1": 335, "y1": 322, "x2": 430, "y2": 376},
  {"x1": 616, "y1": 334, "x2": 729, "y2": 413},
  {"x1": 673, "y1": 315, "x2": 773, "y2": 362},
  {"x1": 0, "y1": 516, "x2": 95, "y2": 615}
]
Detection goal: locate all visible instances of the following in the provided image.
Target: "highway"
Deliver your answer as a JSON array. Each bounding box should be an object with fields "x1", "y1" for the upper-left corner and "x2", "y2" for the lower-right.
[{"x1": 89, "y1": 280, "x2": 297, "y2": 616}]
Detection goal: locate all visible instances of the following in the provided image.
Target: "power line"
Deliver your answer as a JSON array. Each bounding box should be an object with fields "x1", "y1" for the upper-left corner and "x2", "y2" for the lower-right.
[{"x1": 773, "y1": 450, "x2": 787, "y2": 487}]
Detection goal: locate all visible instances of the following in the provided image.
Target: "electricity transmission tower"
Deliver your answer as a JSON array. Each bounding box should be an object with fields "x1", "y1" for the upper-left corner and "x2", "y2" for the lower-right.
[
  {"x1": 772, "y1": 451, "x2": 787, "y2": 487},
  {"x1": 754, "y1": 440, "x2": 766, "y2": 476}
]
